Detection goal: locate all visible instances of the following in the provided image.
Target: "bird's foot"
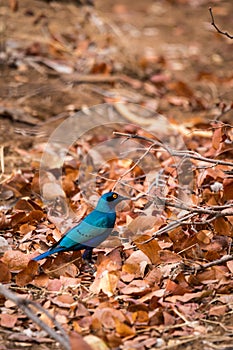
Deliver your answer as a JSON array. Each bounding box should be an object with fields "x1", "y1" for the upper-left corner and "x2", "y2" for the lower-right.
[{"x1": 82, "y1": 259, "x2": 96, "y2": 273}]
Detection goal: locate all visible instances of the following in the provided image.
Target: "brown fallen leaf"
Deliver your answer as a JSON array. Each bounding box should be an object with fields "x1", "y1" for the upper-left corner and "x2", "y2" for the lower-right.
[
  {"x1": 134, "y1": 234, "x2": 161, "y2": 264},
  {"x1": 52, "y1": 294, "x2": 75, "y2": 308},
  {"x1": 83, "y1": 334, "x2": 109, "y2": 350},
  {"x1": 0, "y1": 261, "x2": 11, "y2": 283},
  {"x1": 0, "y1": 313, "x2": 18, "y2": 328},
  {"x1": 223, "y1": 178, "x2": 233, "y2": 201},
  {"x1": 90, "y1": 249, "x2": 122, "y2": 296},
  {"x1": 213, "y1": 217, "x2": 233, "y2": 237},
  {"x1": 115, "y1": 318, "x2": 136, "y2": 337},
  {"x1": 15, "y1": 260, "x2": 39, "y2": 286},
  {"x1": 90, "y1": 270, "x2": 120, "y2": 297},
  {"x1": 166, "y1": 291, "x2": 209, "y2": 303},
  {"x1": 31, "y1": 273, "x2": 49, "y2": 288},
  {"x1": 128, "y1": 215, "x2": 158, "y2": 235},
  {"x1": 166, "y1": 279, "x2": 190, "y2": 296},
  {"x1": 70, "y1": 332, "x2": 93, "y2": 350},
  {"x1": 209, "y1": 304, "x2": 227, "y2": 316},
  {"x1": 93, "y1": 307, "x2": 125, "y2": 330},
  {"x1": 159, "y1": 250, "x2": 182, "y2": 263},
  {"x1": 122, "y1": 250, "x2": 150, "y2": 281},
  {"x1": 2, "y1": 250, "x2": 31, "y2": 271},
  {"x1": 227, "y1": 260, "x2": 233, "y2": 273},
  {"x1": 47, "y1": 278, "x2": 62, "y2": 292},
  {"x1": 131, "y1": 310, "x2": 149, "y2": 325},
  {"x1": 120, "y1": 279, "x2": 151, "y2": 296}
]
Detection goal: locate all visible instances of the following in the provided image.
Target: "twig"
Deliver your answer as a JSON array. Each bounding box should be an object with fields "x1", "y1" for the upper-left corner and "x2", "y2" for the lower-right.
[
  {"x1": 46, "y1": 256, "x2": 82, "y2": 274},
  {"x1": 113, "y1": 132, "x2": 233, "y2": 167},
  {"x1": 0, "y1": 284, "x2": 71, "y2": 350},
  {"x1": 0, "y1": 145, "x2": 4, "y2": 174},
  {"x1": 139, "y1": 213, "x2": 197, "y2": 244},
  {"x1": 194, "y1": 254, "x2": 233, "y2": 272},
  {"x1": 209, "y1": 7, "x2": 233, "y2": 40},
  {"x1": 112, "y1": 142, "x2": 157, "y2": 191}
]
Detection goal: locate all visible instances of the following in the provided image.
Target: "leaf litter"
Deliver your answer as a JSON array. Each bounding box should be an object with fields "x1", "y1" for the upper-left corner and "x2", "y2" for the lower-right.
[{"x1": 1, "y1": 0, "x2": 233, "y2": 349}]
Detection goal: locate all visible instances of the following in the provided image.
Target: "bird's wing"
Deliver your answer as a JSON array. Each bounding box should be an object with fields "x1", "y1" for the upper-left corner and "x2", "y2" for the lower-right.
[{"x1": 59, "y1": 214, "x2": 113, "y2": 249}]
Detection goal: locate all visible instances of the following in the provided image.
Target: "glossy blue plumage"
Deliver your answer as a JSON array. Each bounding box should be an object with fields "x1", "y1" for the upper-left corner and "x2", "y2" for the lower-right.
[{"x1": 33, "y1": 192, "x2": 128, "y2": 262}]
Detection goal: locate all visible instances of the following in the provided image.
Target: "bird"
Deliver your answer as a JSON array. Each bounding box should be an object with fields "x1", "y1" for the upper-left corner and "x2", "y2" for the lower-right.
[{"x1": 32, "y1": 191, "x2": 128, "y2": 262}]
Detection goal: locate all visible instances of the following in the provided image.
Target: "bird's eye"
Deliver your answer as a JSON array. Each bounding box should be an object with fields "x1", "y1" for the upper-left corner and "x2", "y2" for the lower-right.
[{"x1": 106, "y1": 193, "x2": 118, "y2": 201}]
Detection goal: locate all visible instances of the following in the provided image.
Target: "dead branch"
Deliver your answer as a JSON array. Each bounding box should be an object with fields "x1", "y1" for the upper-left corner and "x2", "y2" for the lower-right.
[
  {"x1": 112, "y1": 142, "x2": 157, "y2": 191},
  {"x1": 183, "y1": 254, "x2": 233, "y2": 275},
  {"x1": 0, "y1": 284, "x2": 71, "y2": 350},
  {"x1": 196, "y1": 254, "x2": 233, "y2": 271},
  {"x1": 209, "y1": 7, "x2": 233, "y2": 40},
  {"x1": 113, "y1": 132, "x2": 233, "y2": 167},
  {"x1": 138, "y1": 213, "x2": 197, "y2": 244},
  {"x1": 139, "y1": 200, "x2": 233, "y2": 244}
]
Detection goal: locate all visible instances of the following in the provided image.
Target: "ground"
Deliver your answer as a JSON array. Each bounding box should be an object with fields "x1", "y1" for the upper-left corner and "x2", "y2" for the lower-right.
[
  {"x1": 1, "y1": 0, "x2": 232, "y2": 174},
  {"x1": 0, "y1": 0, "x2": 233, "y2": 349}
]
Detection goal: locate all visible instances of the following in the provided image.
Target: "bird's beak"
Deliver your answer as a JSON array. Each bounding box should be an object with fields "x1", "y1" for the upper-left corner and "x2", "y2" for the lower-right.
[{"x1": 118, "y1": 195, "x2": 131, "y2": 202}]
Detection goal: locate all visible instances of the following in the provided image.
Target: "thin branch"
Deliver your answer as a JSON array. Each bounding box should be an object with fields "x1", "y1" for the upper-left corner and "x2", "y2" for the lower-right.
[
  {"x1": 184, "y1": 254, "x2": 233, "y2": 274},
  {"x1": 209, "y1": 7, "x2": 233, "y2": 39},
  {"x1": 113, "y1": 132, "x2": 233, "y2": 167},
  {"x1": 112, "y1": 142, "x2": 157, "y2": 191},
  {"x1": 0, "y1": 284, "x2": 71, "y2": 350},
  {"x1": 138, "y1": 213, "x2": 197, "y2": 244},
  {"x1": 136, "y1": 199, "x2": 233, "y2": 244}
]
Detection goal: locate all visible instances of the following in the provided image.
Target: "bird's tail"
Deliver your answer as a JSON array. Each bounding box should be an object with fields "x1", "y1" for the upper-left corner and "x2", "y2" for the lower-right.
[{"x1": 32, "y1": 246, "x2": 64, "y2": 261}]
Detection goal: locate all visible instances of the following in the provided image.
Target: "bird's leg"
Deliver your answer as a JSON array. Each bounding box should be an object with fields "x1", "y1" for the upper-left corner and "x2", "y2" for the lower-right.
[
  {"x1": 82, "y1": 247, "x2": 93, "y2": 262},
  {"x1": 82, "y1": 248, "x2": 96, "y2": 273}
]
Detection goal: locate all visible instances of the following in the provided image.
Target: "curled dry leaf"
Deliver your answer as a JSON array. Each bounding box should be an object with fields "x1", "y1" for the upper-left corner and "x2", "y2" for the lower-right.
[
  {"x1": 115, "y1": 318, "x2": 136, "y2": 337},
  {"x1": 90, "y1": 270, "x2": 120, "y2": 297},
  {"x1": 166, "y1": 290, "x2": 209, "y2": 303},
  {"x1": 134, "y1": 234, "x2": 161, "y2": 264},
  {"x1": 52, "y1": 294, "x2": 75, "y2": 308},
  {"x1": 90, "y1": 249, "x2": 122, "y2": 296},
  {"x1": 165, "y1": 279, "x2": 190, "y2": 296},
  {"x1": 2, "y1": 250, "x2": 31, "y2": 271},
  {"x1": 15, "y1": 260, "x2": 39, "y2": 287},
  {"x1": 213, "y1": 217, "x2": 233, "y2": 237},
  {"x1": 83, "y1": 334, "x2": 109, "y2": 350},
  {"x1": 122, "y1": 250, "x2": 150, "y2": 281},
  {"x1": 0, "y1": 213, "x2": 10, "y2": 229},
  {"x1": 93, "y1": 307, "x2": 125, "y2": 330},
  {"x1": 197, "y1": 230, "x2": 213, "y2": 244},
  {"x1": 120, "y1": 279, "x2": 151, "y2": 296}
]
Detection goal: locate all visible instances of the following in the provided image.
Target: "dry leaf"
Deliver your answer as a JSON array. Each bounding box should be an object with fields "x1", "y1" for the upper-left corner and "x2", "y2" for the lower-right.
[
  {"x1": 83, "y1": 334, "x2": 109, "y2": 350},
  {"x1": 0, "y1": 261, "x2": 11, "y2": 283},
  {"x1": 134, "y1": 234, "x2": 161, "y2": 264},
  {"x1": 15, "y1": 260, "x2": 39, "y2": 286},
  {"x1": 115, "y1": 319, "x2": 136, "y2": 337},
  {"x1": 70, "y1": 332, "x2": 93, "y2": 350},
  {"x1": 120, "y1": 280, "x2": 151, "y2": 296},
  {"x1": 1, "y1": 314, "x2": 17, "y2": 328},
  {"x1": 2, "y1": 250, "x2": 31, "y2": 271}
]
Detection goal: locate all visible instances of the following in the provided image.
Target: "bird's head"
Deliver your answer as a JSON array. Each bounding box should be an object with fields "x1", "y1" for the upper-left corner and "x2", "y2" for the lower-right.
[{"x1": 96, "y1": 191, "x2": 129, "y2": 213}]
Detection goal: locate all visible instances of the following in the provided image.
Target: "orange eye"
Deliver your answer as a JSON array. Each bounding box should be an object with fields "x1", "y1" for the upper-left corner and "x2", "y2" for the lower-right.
[{"x1": 113, "y1": 193, "x2": 118, "y2": 199}]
